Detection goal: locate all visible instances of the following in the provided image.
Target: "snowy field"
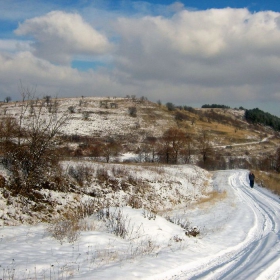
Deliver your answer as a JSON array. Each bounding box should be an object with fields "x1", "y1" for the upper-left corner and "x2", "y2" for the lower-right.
[{"x1": 1, "y1": 170, "x2": 280, "y2": 279}]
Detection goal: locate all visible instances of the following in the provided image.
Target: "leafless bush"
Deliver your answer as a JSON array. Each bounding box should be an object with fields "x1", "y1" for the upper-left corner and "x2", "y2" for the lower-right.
[
  {"x1": 47, "y1": 210, "x2": 81, "y2": 244},
  {"x1": 82, "y1": 111, "x2": 90, "y2": 120},
  {"x1": 185, "y1": 227, "x2": 200, "y2": 237},
  {"x1": 68, "y1": 106, "x2": 75, "y2": 113},
  {"x1": 128, "y1": 107, "x2": 137, "y2": 117},
  {"x1": 142, "y1": 209, "x2": 156, "y2": 220},
  {"x1": 107, "y1": 208, "x2": 129, "y2": 238},
  {"x1": 96, "y1": 166, "x2": 110, "y2": 182},
  {"x1": 1, "y1": 87, "x2": 69, "y2": 196},
  {"x1": 47, "y1": 200, "x2": 97, "y2": 243},
  {"x1": 130, "y1": 238, "x2": 158, "y2": 257},
  {"x1": 165, "y1": 215, "x2": 200, "y2": 237},
  {"x1": 171, "y1": 235, "x2": 184, "y2": 242},
  {"x1": 111, "y1": 165, "x2": 129, "y2": 177},
  {"x1": 68, "y1": 164, "x2": 94, "y2": 186},
  {"x1": 127, "y1": 195, "x2": 142, "y2": 209},
  {"x1": 97, "y1": 208, "x2": 135, "y2": 239}
]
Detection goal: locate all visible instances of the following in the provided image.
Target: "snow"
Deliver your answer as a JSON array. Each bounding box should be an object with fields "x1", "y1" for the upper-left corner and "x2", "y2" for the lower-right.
[{"x1": 1, "y1": 169, "x2": 280, "y2": 279}]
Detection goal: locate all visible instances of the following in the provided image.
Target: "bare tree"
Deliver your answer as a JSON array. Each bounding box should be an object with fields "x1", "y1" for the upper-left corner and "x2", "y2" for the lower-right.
[
  {"x1": 144, "y1": 136, "x2": 158, "y2": 162},
  {"x1": 44, "y1": 95, "x2": 51, "y2": 106},
  {"x1": 4, "y1": 96, "x2": 11, "y2": 103},
  {"x1": 197, "y1": 130, "x2": 213, "y2": 165},
  {"x1": 100, "y1": 138, "x2": 121, "y2": 163},
  {"x1": 181, "y1": 134, "x2": 194, "y2": 163},
  {"x1": 161, "y1": 127, "x2": 187, "y2": 164},
  {"x1": 1, "y1": 87, "x2": 69, "y2": 196}
]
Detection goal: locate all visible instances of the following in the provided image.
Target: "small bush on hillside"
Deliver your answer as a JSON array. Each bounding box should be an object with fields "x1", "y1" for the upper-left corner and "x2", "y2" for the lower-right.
[
  {"x1": 128, "y1": 106, "x2": 137, "y2": 117},
  {"x1": 127, "y1": 195, "x2": 142, "y2": 208},
  {"x1": 142, "y1": 209, "x2": 156, "y2": 220},
  {"x1": 166, "y1": 102, "x2": 175, "y2": 111},
  {"x1": 82, "y1": 111, "x2": 90, "y2": 120},
  {"x1": 47, "y1": 200, "x2": 97, "y2": 243},
  {"x1": 68, "y1": 106, "x2": 75, "y2": 113},
  {"x1": 175, "y1": 111, "x2": 189, "y2": 121},
  {"x1": 98, "y1": 208, "x2": 131, "y2": 239},
  {"x1": 68, "y1": 164, "x2": 94, "y2": 186},
  {"x1": 165, "y1": 215, "x2": 200, "y2": 237},
  {"x1": 96, "y1": 166, "x2": 110, "y2": 182},
  {"x1": 48, "y1": 212, "x2": 80, "y2": 244},
  {"x1": 185, "y1": 227, "x2": 200, "y2": 237}
]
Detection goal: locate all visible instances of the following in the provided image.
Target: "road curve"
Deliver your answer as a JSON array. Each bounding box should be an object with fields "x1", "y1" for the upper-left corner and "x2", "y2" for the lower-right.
[{"x1": 172, "y1": 170, "x2": 280, "y2": 280}]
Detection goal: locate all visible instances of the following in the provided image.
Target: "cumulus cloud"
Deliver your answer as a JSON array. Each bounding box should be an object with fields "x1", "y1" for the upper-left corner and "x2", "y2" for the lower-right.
[
  {"x1": 0, "y1": 39, "x2": 32, "y2": 53},
  {"x1": 15, "y1": 11, "x2": 111, "y2": 64},
  {"x1": 114, "y1": 8, "x2": 280, "y2": 90},
  {"x1": 2, "y1": 7, "x2": 280, "y2": 116},
  {"x1": 0, "y1": 51, "x2": 134, "y2": 102}
]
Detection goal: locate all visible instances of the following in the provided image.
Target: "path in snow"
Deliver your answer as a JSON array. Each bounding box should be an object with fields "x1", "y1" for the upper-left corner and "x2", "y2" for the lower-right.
[{"x1": 171, "y1": 170, "x2": 280, "y2": 280}]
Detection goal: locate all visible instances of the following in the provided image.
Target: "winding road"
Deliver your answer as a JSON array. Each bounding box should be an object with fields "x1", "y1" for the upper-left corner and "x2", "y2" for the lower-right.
[{"x1": 172, "y1": 170, "x2": 280, "y2": 280}]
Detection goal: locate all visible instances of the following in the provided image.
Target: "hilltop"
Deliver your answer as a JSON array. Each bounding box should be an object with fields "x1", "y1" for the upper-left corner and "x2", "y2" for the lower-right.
[{"x1": 2, "y1": 95, "x2": 279, "y2": 164}]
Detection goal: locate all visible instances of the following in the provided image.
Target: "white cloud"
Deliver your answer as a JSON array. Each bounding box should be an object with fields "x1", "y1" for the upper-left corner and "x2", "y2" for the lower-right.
[
  {"x1": 0, "y1": 39, "x2": 32, "y2": 53},
  {"x1": 114, "y1": 8, "x2": 280, "y2": 93},
  {"x1": 1, "y1": 7, "x2": 280, "y2": 116},
  {"x1": 15, "y1": 11, "x2": 111, "y2": 64},
  {"x1": 0, "y1": 51, "x2": 133, "y2": 101}
]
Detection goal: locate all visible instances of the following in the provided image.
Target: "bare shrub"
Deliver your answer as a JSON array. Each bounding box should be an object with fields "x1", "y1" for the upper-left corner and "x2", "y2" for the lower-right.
[
  {"x1": 165, "y1": 215, "x2": 200, "y2": 237},
  {"x1": 68, "y1": 106, "x2": 75, "y2": 113},
  {"x1": 142, "y1": 209, "x2": 156, "y2": 220},
  {"x1": 97, "y1": 208, "x2": 135, "y2": 239},
  {"x1": 255, "y1": 170, "x2": 280, "y2": 195},
  {"x1": 68, "y1": 164, "x2": 94, "y2": 186},
  {"x1": 47, "y1": 210, "x2": 81, "y2": 244},
  {"x1": 127, "y1": 195, "x2": 142, "y2": 209},
  {"x1": 0, "y1": 174, "x2": 6, "y2": 188},
  {"x1": 1, "y1": 87, "x2": 69, "y2": 196},
  {"x1": 185, "y1": 227, "x2": 200, "y2": 237},
  {"x1": 128, "y1": 107, "x2": 137, "y2": 117},
  {"x1": 96, "y1": 166, "x2": 110, "y2": 182},
  {"x1": 82, "y1": 111, "x2": 90, "y2": 120},
  {"x1": 47, "y1": 200, "x2": 97, "y2": 243},
  {"x1": 111, "y1": 165, "x2": 129, "y2": 177}
]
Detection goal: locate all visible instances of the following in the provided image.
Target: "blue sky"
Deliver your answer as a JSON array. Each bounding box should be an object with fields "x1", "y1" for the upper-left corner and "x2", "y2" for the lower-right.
[{"x1": 1, "y1": 0, "x2": 280, "y2": 116}]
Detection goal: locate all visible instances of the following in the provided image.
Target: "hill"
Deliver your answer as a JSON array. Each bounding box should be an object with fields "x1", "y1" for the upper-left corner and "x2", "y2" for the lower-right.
[
  {"x1": 0, "y1": 95, "x2": 279, "y2": 225},
  {"x1": 2, "y1": 95, "x2": 279, "y2": 165}
]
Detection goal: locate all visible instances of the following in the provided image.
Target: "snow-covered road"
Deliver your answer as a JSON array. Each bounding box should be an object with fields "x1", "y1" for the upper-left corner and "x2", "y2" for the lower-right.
[
  {"x1": 1, "y1": 169, "x2": 280, "y2": 279},
  {"x1": 171, "y1": 170, "x2": 280, "y2": 280}
]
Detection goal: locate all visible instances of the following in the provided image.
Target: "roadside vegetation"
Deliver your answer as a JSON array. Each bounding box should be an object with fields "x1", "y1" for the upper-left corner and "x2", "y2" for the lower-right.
[{"x1": 254, "y1": 170, "x2": 280, "y2": 196}]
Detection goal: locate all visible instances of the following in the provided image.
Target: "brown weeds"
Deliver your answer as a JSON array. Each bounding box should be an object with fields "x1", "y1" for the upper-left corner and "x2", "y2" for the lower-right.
[{"x1": 255, "y1": 170, "x2": 280, "y2": 196}]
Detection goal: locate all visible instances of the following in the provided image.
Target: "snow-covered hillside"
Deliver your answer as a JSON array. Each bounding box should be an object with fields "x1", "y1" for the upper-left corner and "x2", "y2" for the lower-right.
[
  {"x1": 0, "y1": 162, "x2": 212, "y2": 225},
  {"x1": 1, "y1": 170, "x2": 280, "y2": 279},
  {"x1": 2, "y1": 97, "x2": 172, "y2": 139}
]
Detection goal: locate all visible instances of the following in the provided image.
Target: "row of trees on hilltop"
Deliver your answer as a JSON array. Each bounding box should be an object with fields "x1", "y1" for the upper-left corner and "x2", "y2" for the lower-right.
[
  {"x1": 245, "y1": 108, "x2": 280, "y2": 131},
  {"x1": 201, "y1": 104, "x2": 231, "y2": 109}
]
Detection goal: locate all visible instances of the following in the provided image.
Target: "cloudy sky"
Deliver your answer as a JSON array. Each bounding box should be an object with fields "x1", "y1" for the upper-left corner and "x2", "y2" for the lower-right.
[{"x1": 1, "y1": 0, "x2": 280, "y2": 116}]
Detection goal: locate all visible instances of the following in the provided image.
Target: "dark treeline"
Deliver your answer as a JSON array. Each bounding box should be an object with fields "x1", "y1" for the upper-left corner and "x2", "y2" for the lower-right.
[
  {"x1": 245, "y1": 108, "x2": 280, "y2": 131},
  {"x1": 201, "y1": 104, "x2": 231, "y2": 109}
]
